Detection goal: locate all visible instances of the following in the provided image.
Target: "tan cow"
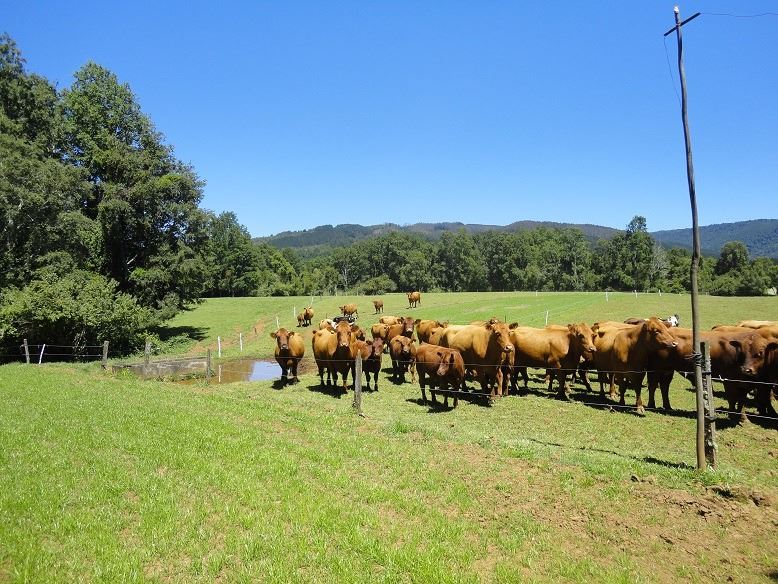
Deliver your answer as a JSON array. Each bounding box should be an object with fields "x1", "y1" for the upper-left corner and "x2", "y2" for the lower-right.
[
  {"x1": 416, "y1": 319, "x2": 447, "y2": 344},
  {"x1": 735, "y1": 320, "x2": 776, "y2": 329},
  {"x1": 379, "y1": 315, "x2": 401, "y2": 325},
  {"x1": 386, "y1": 317, "x2": 416, "y2": 345},
  {"x1": 303, "y1": 307, "x2": 314, "y2": 326},
  {"x1": 370, "y1": 323, "x2": 391, "y2": 341},
  {"x1": 446, "y1": 322, "x2": 518, "y2": 398},
  {"x1": 339, "y1": 303, "x2": 359, "y2": 318},
  {"x1": 389, "y1": 336, "x2": 417, "y2": 383},
  {"x1": 271, "y1": 328, "x2": 305, "y2": 384},
  {"x1": 312, "y1": 328, "x2": 335, "y2": 385},
  {"x1": 407, "y1": 291, "x2": 421, "y2": 308},
  {"x1": 416, "y1": 343, "x2": 466, "y2": 408},
  {"x1": 510, "y1": 323, "x2": 597, "y2": 398},
  {"x1": 373, "y1": 299, "x2": 384, "y2": 314},
  {"x1": 319, "y1": 319, "x2": 335, "y2": 331}
]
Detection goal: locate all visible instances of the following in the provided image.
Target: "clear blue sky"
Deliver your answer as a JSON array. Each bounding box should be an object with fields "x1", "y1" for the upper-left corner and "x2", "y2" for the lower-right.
[{"x1": 3, "y1": 1, "x2": 777, "y2": 237}]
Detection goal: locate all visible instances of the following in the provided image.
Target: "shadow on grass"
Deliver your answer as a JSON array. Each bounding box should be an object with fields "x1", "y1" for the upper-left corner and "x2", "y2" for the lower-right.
[
  {"x1": 306, "y1": 381, "x2": 346, "y2": 399},
  {"x1": 153, "y1": 325, "x2": 209, "y2": 343}
]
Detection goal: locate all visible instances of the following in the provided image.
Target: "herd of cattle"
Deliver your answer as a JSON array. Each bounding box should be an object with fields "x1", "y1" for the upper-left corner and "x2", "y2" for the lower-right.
[{"x1": 272, "y1": 297, "x2": 777, "y2": 423}]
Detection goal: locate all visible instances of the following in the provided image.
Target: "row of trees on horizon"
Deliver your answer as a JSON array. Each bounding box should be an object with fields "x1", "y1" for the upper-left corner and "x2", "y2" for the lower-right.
[{"x1": 1, "y1": 34, "x2": 776, "y2": 354}]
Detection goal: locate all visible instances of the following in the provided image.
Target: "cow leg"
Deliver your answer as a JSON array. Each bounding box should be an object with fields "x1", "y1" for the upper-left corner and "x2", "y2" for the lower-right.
[
  {"x1": 292, "y1": 360, "x2": 299, "y2": 384},
  {"x1": 757, "y1": 386, "x2": 777, "y2": 417},
  {"x1": 660, "y1": 373, "x2": 673, "y2": 411},
  {"x1": 635, "y1": 383, "x2": 645, "y2": 416},
  {"x1": 280, "y1": 365, "x2": 288, "y2": 384},
  {"x1": 521, "y1": 367, "x2": 529, "y2": 391},
  {"x1": 420, "y1": 373, "x2": 428, "y2": 404},
  {"x1": 578, "y1": 366, "x2": 593, "y2": 392},
  {"x1": 618, "y1": 377, "x2": 627, "y2": 407},
  {"x1": 647, "y1": 372, "x2": 657, "y2": 409}
]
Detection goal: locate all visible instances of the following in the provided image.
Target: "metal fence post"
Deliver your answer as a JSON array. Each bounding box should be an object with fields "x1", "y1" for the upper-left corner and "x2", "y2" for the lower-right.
[
  {"x1": 38, "y1": 344, "x2": 46, "y2": 365},
  {"x1": 353, "y1": 353, "x2": 363, "y2": 416},
  {"x1": 701, "y1": 341, "x2": 716, "y2": 468}
]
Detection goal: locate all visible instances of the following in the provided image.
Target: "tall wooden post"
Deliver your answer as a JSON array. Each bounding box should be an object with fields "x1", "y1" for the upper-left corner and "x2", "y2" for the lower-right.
[
  {"x1": 144, "y1": 341, "x2": 151, "y2": 365},
  {"x1": 353, "y1": 353, "x2": 364, "y2": 416},
  {"x1": 23, "y1": 339, "x2": 30, "y2": 364},
  {"x1": 668, "y1": 6, "x2": 706, "y2": 470},
  {"x1": 206, "y1": 349, "x2": 212, "y2": 384},
  {"x1": 102, "y1": 341, "x2": 109, "y2": 370}
]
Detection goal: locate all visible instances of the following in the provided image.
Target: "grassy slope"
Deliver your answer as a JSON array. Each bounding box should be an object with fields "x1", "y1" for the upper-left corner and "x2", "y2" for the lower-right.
[{"x1": 2, "y1": 292, "x2": 777, "y2": 582}]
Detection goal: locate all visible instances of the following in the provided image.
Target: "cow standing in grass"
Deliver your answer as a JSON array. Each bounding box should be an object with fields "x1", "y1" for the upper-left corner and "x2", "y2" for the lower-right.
[
  {"x1": 373, "y1": 300, "x2": 384, "y2": 314},
  {"x1": 390, "y1": 336, "x2": 417, "y2": 383},
  {"x1": 271, "y1": 328, "x2": 305, "y2": 385},
  {"x1": 416, "y1": 343, "x2": 465, "y2": 408},
  {"x1": 446, "y1": 322, "x2": 518, "y2": 398},
  {"x1": 407, "y1": 291, "x2": 421, "y2": 308}
]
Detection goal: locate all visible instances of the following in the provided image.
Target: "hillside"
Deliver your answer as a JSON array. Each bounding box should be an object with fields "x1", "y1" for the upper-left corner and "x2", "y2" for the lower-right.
[{"x1": 256, "y1": 219, "x2": 778, "y2": 258}]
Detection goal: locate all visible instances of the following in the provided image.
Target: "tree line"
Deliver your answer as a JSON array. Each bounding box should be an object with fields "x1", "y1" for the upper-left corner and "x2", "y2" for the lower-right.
[{"x1": 1, "y1": 34, "x2": 775, "y2": 354}]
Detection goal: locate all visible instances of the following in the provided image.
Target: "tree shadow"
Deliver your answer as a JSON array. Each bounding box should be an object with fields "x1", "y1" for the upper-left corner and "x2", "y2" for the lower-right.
[{"x1": 153, "y1": 325, "x2": 209, "y2": 343}]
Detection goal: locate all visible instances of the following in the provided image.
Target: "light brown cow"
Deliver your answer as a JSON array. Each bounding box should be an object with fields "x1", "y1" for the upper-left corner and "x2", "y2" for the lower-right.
[
  {"x1": 428, "y1": 324, "x2": 467, "y2": 346},
  {"x1": 312, "y1": 328, "x2": 335, "y2": 385},
  {"x1": 339, "y1": 303, "x2": 359, "y2": 318},
  {"x1": 373, "y1": 299, "x2": 384, "y2": 314},
  {"x1": 370, "y1": 323, "x2": 390, "y2": 341},
  {"x1": 319, "y1": 319, "x2": 335, "y2": 330},
  {"x1": 389, "y1": 336, "x2": 417, "y2": 383},
  {"x1": 386, "y1": 317, "x2": 416, "y2": 345},
  {"x1": 407, "y1": 291, "x2": 421, "y2": 308},
  {"x1": 446, "y1": 322, "x2": 518, "y2": 398},
  {"x1": 735, "y1": 320, "x2": 776, "y2": 329},
  {"x1": 303, "y1": 307, "x2": 314, "y2": 326},
  {"x1": 590, "y1": 318, "x2": 678, "y2": 415},
  {"x1": 271, "y1": 328, "x2": 305, "y2": 384},
  {"x1": 415, "y1": 319, "x2": 446, "y2": 343},
  {"x1": 510, "y1": 323, "x2": 597, "y2": 398},
  {"x1": 416, "y1": 343, "x2": 466, "y2": 408},
  {"x1": 379, "y1": 315, "x2": 401, "y2": 325}
]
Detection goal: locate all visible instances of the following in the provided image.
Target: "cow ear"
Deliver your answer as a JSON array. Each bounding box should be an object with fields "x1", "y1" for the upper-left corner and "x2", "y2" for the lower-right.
[
  {"x1": 567, "y1": 324, "x2": 575, "y2": 332},
  {"x1": 436, "y1": 351, "x2": 443, "y2": 358},
  {"x1": 729, "y1": 340, "x2": 742, "y2": 349},
  {"x1": 591, "y1": 323, "x2": 599, "y2": 333},
  {"x1": 414, "y1": 319, "x2": 421, "y2": 325},
  {"x1": 288, "y1": 331, "x2": 295, "y2": 336},
  {"x1": 509, "y1": 322, "x2": 519, "y2": 329},
  {"x1": 270, "y1": 332, "x2": 277, "y2": 339}
]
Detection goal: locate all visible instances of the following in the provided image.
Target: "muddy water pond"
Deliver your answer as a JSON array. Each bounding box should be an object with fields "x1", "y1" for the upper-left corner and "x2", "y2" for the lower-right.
[{"x1": 178, "y1": 358, "x2": 313, "y2": 385}]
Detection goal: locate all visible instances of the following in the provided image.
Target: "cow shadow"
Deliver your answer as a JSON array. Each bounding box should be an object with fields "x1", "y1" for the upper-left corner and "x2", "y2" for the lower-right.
[{"x1": 306, "y1": 381, "x2": 346, "y2": 399}]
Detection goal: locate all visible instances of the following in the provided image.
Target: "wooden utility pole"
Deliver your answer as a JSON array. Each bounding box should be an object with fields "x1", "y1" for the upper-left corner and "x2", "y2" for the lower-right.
[{"x1": 665, "y1": 6, "x2": 711, "y2": 470}]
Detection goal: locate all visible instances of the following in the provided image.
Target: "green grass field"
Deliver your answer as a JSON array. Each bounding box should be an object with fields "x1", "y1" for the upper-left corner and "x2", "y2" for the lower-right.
[{"x1": 2, "y1": 292, "x2": 777, "y2": 582}]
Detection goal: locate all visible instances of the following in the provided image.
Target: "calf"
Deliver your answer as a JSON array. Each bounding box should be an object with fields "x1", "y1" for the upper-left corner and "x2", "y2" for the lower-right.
[
  {"x1": 271, "y1": 328, "x2": 305, "y2": 384},
  {"x1": 416, "y1": 343, "x2": 465, "y2": 408},
  {"x1": 296, "y1": 313, "x2": 305, "y2": 327},
  {"x1": 339, "y1": 303, "x2": 359, "y2": 318},
  {"x1": 362, "y1": 338, "x2": 384, "y2": 391},
  {"x1": 389, "y1": 336, "x2": 417, "y2": 383}
]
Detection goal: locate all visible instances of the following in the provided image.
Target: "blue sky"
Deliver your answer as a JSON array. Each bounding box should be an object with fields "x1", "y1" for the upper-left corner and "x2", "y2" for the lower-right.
[{"x1": 3, "y1": 1, "x2": 776, "y2": 237}]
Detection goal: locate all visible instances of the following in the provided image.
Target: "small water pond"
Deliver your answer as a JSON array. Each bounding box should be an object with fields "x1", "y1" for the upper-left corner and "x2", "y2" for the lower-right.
[{"x1": 177, "y1": 358, "x2": 313, "y2": 385}]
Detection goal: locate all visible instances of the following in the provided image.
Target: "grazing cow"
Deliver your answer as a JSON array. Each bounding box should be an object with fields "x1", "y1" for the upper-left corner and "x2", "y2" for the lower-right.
[
  {"x1": 407, "y1": 291, "x2": 421, "y2": 308},
  {"x1": 389, "y1": 336, "x2": 417, "y2": 383},
  {"x1": 386, "y1": 317, "x2": 416, "y2": 345},
  {"x1": 446, "y1": 322, "x2": 518, "y2": 398},
  {"x1": 271, "y1": 328, "x2": 305, "y2": 384},
  {"x1": 339, "y1": 303, "x2": 359, "y2": 318},
  {"x1": 416, "y1": 343, "x2": 466, "y2": 408},
  {"x1": 303, "y1": 307, "x2": 314, "y2": 326},
  {"x1": 297, "y1": 313, "x2": 305, "y2": 327},
  {"x1": 373, "y1": 299, "x2": 384, "y2": 314},
  {"x1": 589, "y1": 318, "x2": 678, "y2": 415},
  {"x1": 416, "y1": 319, "x2": 447, "y2": 344},
  {"x1": 510, "y1": 323, "x2": 597, "y2": 399},
  {"x1": 735, "y1": 320, "x2": 776, "y2": 329},
  {"x1": 379, "y1": 315, "x2": 401, "y2": 325}
]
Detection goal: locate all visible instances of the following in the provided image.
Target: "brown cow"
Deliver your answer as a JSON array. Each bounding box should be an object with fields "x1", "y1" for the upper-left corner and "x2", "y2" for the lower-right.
[
  {"x1": 360, "y1": 338, "x2": 384, "y2": 391},
  {"x1": 373, "y1": 299, "x2": 384, "y2": 314},
  {"x1": 510, "y1": 323, "x2": 597, "y2": 398},
  {"x1": 386, "y1": 317, "x2": 416, "y2": 345},
  {"x1": 407, "y1": 291, "x2": 421, "y2": 308},
  {"x1": 416, "y1": 319, "x2": 446, "y2": 344},
  {"x1": 379, "y1": 315, "x2": 401, "y2": 325},
  {"x1": 389, "y1": 336, "x2": 417, "y2": 383},
  {"x1": 428, "y1": 324, "x2": 466, "y2": 346},
  {"x1": 271, "y1": 328, "x2": 305, "y2": 384},
  {"x1": 339, "y1": 303, "x2": 359, "y2": 318},
  {"x1": 319, "y1": 319, "x2": 335, "y2": 330},
  {"x1": 446, "y1": 322, "x2": 518, "y2": 398},
  {"x1": 303, "y1": 307, "x2": 314, "y2": 326},
  {"x1": 416, "y1": 343, "x2": 466, "y2": 408},
  {"x1": 370, "y1": 323, "x2": 390, "y2": 341},
  {"x1": 590, "y1": 318, "x2": 678, "y2": 415},
  {"x1": 296, "y1": 313, "x2": 305, "y2": 327},
  {"x1": 735, "y1": 320, "x2": 776, "y2": 329},
  {"x1": 316, "y1": 320, "x2": 361, "y2": 392},
  {"x1": 312, "y1": 328, "x2": 335, "y2": 385}
]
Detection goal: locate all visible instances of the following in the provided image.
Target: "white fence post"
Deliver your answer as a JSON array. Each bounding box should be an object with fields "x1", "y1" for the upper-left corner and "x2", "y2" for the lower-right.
[
  {"x1": 38, "y1": 344, "x2": 46, "y2": 365},
  {"x1": 605, "y1": 290, "x2": 609, "y2": 302},
  {"x1": 239, "y1": 332, "x2": 243, "y2": 352},
  {"x1": 634, "y1": 290, "x2": 638, "y2": 299},
  {"x1": 545, "y1": 310, "x2": 549, "y2": 326},
  {"x1": 276, "y1": 316, "x2": 280, "y2": 329},
  {"x1": 217, "y1": 336, "x2": 222, "y2": 358}
]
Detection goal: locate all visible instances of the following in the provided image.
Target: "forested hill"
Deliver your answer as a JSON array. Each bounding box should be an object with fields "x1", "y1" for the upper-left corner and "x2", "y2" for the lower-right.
[
  {"x1": 257, "y1": 219, "x2": 778, "y2": 258},
  {"x1": 652, "y1": 219, "x2": 778, "y2": 259}
]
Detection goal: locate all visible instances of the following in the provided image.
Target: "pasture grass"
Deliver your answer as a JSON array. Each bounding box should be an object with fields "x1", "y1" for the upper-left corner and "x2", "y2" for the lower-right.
[{"x1": 2, "y1": 291, "x2": 777, "y2": 582}]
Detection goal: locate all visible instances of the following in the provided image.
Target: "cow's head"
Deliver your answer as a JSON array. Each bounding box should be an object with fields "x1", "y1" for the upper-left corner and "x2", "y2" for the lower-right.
[
  {"x1": 436, "y1": 351, "x2": 454, "y2": 377},
  {"x1": 351, "y1": 324, "x2": 365, "y2": 342},
  {"x1": 371, "y1": 338, "x2": 384, "y2": 356},
  {"x1": 568, "y1": 323, "x2": 596, "y2": 356},
  {"x1": 335, "y1": 321, "x2": 353, "y2": 348},
  {"x1": 395, "y1": 335, "x2": 413, "y2": 356},
  {"x1": 488, "y1": 322, "x2": 517, "y2": 354},
  {"x1": 271, "y1": 328, "x2": 294, "y2": 350},
  {"x1": 731, "y1": 334, "x2": 778, "y2": 377},
  {"x1": 401, "y1": 317, "x2": 415, "y2": 337},
  {"x1": 644, "y1": 317, "x2": 677, "y2": 349}
]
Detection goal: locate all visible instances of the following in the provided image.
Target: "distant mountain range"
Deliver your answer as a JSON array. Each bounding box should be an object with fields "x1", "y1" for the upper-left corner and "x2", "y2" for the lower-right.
[{"x1": 256, "y1": 219, "x2": 778, "y2": 259}]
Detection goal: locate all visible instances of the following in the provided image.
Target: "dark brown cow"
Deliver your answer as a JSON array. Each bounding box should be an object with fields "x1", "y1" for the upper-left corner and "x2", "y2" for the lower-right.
[
  {"x1": 339, "y1": 303, "x2": 359, "y2": 318},
  {"x1": 296, "y1": 313, "x2": 305, "y2": 327},
  {"x1": 407, "y1": 291, "x2": 421, "y2": 308},
  {"x1": 510, "y1": 323, "x2": 597, "y2": 398},
  {"x1": 447, "y1": 322, "x2": 518, "y2": 398},
  {"x1": 389, "y1": 336, "x2": 417, "y2": 383},
  {"x1": 386, "y1": 317, "x2": 416, "y2": 345},
  {"x1": 373, "y1": 299, "x2": 384, "y2": 314},
  {"x1": 328, "y1": 320, "x2": 362, "y2": 392},
  {"x1": 416, "y1": 343, "x2": 466, "y2": 408},
  {"x1": 360, "y1": 338, "x2": 384, "y2": 391},
  {"x1": 271, "y1": 328, "x2": 305, "y2": 384}
]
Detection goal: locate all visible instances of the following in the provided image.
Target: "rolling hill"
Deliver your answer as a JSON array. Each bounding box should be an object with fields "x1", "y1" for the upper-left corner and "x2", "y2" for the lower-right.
[{"x1": 256, "y1": 219, "x2": 778, "y2": 259}]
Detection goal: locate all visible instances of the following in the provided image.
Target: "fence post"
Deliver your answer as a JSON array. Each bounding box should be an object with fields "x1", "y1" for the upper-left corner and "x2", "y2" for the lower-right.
[
  {"x1": 217, "y1": 336, "x2": 222, "y2": 358},
  {"x1": 276, "y1": 316, "x2": 280, "y2": 329},
  {"x1": 545, "y1": 310, "x2": 549, "y2": 326},
  {"x1": 23, "y1": 339, "x2": 30, "y2": 364},
  {"x1": 144, "y1": 341, "x2": 151, "y2": 365},
  {"x1": 659, "y1": 289, "x2": 662, "y2": 297},
  {"x1": 605, "y1": 290, "x2": 609, "y2": 302},
  {"x1": 239, "y1": 332, "x2": 243, "y2": 352},
  {"x1": 353, "y1": 353, "x2": 364, "y2": 416},
  {"x1": 701, "y1": 341, "x2": 716, "y2": 468},
  {"x1": 634, "y1": 290, "x2": 638, "y2": 299},
  {"x1": 206, "y1": 349, "x2": 212, "y2": 384},
  {"x1": 102, "y1": 341, "x2": 109, "y2": 370},
  {"x1": 38, "y1": 344, "x2": 46, "y2": 365}
]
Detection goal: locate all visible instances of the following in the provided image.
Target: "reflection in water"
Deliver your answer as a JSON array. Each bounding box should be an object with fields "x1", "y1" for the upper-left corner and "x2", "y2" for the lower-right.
[{"x1": 178, "y1": 359, "x2": 281, "y2": 385}]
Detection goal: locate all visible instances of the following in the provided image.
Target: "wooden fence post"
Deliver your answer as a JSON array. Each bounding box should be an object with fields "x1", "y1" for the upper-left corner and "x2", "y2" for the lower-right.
[
  {"x1": 701, "y1": 341, "x2": 716, "y2": 468},
  {"x1": 102, "y1": 341, "x2": 109, "y2": 370},
  {"x1": 144, "y1": 341, "x2": 151, "y2": 365},
  {"x1": 38, "y1": 344, "x2": 46, "y2": 365},
  {"x1": 23, "y1": 339, "x2": 30, "y2": 364},
  {"x1": 239, "y1": 332, "x2": 243, "y2": 352},
  {"x1": 206, "y1": 349, "x2": 212, "y2": 384},
  {"x1": 217, "y1": 336, "x2": 222, "y2": 358},
  {"x1": 353, "y1": 353, "x2": 364, "y2": 416}
]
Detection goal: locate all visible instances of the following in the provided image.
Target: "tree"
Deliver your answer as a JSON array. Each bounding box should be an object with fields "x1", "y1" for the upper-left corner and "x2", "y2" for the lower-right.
[
  {"x1": 436, "y1": 231, "x2": 487, "y2": 292},
  {"x1": 715, "y1": 241, "x2": 750, "y2": 275}
]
